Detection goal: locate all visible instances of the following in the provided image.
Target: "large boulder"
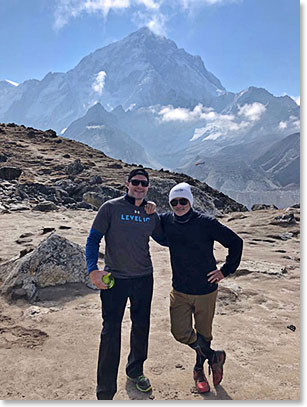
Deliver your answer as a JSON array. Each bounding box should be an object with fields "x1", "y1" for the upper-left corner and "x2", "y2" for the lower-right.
[
  {"x1": 0, "y1": 234, "x2": 94, "y2": 301},
  {"x1": 83, "y1": 186, "x2": 122, "y2": 209}
]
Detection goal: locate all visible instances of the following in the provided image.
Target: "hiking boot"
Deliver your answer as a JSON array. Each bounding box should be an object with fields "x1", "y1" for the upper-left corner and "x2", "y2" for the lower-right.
[
  {"x1": 209, "y1": 350, "x2": 226, "y2": 386},
  {"x1": 193, "y1": 367, "x2": 210, "y2": 393},
  {"x1": 127, "y1": 374, "x2": 152, "y2": 392}
]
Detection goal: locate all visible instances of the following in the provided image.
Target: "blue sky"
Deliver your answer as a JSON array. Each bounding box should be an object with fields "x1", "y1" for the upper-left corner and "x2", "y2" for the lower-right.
[{"x1": 0, "y1": 0, "x2": 300, "y2": 102}]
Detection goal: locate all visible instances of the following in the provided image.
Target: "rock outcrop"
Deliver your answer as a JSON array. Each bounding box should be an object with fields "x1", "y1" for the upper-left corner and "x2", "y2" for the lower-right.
[{"x1": 0, "y1": 234, "x2": 94, "y2": 302}]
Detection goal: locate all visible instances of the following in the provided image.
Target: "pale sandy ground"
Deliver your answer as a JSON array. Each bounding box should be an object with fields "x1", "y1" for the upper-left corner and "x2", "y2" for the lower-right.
[{"x1": 0, "y1": 207, "x2": 300, "y2": 401}]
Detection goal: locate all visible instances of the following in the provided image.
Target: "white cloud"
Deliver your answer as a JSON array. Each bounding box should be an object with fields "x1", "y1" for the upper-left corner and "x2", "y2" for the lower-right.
[
  {"x1": 237, "y1": 102, "x2": 266, "y2": 121},
  {"x1": 279, "y1": 121, "x2": 287, "y2": 130},
  {"x1": 158, "y1": 103, "x2": 220, "y2": 122},
  {"x1": 137, "y1": 0, "x2": 160, "y2": 9},
  {"x1": 92, "y1": 71, "x2": 107, "y2": 95},
  {"x1": 54, "y1": 0, "x2": 130, "y2": 29},
  {"x1": 54, "y1": 0, "x2": 240, "y2": 30},
  {"x1": 146, "y1": 12, "x2": 167, "y2": 35},
  {"x1": 134, "y1": 8, "x2": 167, "y2": 35},
  {"x1": 278, "y1": 116, "x2": 300, "y2": 132},
  {"x1": 159, "y1": 105, "x2": 195, "y2": 121},
  {"x1": 157, "y1": 103, "x2": 252, "y2": 141},
  {"x1": 289, "y1": 116, "x2": 300, "y2": 131}
]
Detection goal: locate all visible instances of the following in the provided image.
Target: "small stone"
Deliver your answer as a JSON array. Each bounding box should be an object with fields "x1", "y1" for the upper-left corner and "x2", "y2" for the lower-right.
[
  {"x1": 19, "y1": 232, "x2": 34, "y2": 238},
  {"x1": 16, "y1": 238, "x2": 33, "y2": 244},
  {"x1": 41, "y1": 227, "x2": 56, "y2": 235}
]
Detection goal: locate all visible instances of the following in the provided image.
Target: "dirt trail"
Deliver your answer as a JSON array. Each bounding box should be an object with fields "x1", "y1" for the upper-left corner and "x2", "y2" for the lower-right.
[{"x1": 0, "y1": 208, "x2": 300, "y2": 400}]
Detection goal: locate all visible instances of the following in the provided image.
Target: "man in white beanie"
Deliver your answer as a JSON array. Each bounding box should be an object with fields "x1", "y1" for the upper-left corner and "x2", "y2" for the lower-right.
[{"x1": 151, "y1": 182, "x2": 243, "y2": 394}]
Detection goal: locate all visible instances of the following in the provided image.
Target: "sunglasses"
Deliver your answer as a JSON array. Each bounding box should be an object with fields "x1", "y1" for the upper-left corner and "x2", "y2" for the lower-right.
[
  {"x1": 130, "y1": 179, "x2": 149, "y2": 187},
  {"x1": 170, "y1": 198, "x2": 189, "y2": 207}
]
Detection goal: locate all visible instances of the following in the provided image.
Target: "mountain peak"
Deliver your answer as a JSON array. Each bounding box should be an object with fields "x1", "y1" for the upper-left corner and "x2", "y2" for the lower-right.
[
  {"x1": 128, "y1": 26, "x2": 164, "y2": 39},
  {"x1": 87, "y1": 102, "x2": 108, "y2": 115},
  {"x1": 122, "y1": 26, "x2": 177, "y2": 50}
]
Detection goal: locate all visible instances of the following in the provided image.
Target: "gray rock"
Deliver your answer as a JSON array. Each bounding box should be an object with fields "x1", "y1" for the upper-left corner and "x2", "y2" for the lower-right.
[
  {"x1": 62, "y1": 197, "x2": 77, "y2": 204},
  {"x1": 8, "y1": 204, "x2": 30, "y2": 211},
  {"x1": 65, "y1": 159, "x2": 84, "y2": 175},
  {"x1": 89, "y1": 175, "x2": 103, "y2": 184},
  {"x1": 270, "y1": 213, "x2": 296, "y2": 226},
  {"x1": 0, "y1": 233, "x2": 93, "y2": 301},
  {"x1": 76, "y1": 201, "x2": 93, "y2": 209},
  {"x1": 280, "y1": 232, "x2": 294, "y2": 241},
  {"x1": 32, "y1": 201, "x2": 58, "y2": 212},
  {"x1": 107, "y1": 163, "x2": 123, "y2": 169},
  {"x1": 83, "y1": 186, "x2": 121, "y2": 209},
  {"x1": 0, "y1": 166, "x2": 22, "y2": 180}
]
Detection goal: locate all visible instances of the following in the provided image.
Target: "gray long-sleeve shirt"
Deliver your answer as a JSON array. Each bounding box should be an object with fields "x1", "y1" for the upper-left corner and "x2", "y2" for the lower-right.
[{"x1": 91, "y1": 195, "x2": 160, "y2": 278}]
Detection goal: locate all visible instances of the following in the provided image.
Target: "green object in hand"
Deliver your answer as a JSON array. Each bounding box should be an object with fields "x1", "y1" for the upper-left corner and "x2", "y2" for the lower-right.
[{"x1": 102, "y1": 272, "x2": 115, "y2": 289}]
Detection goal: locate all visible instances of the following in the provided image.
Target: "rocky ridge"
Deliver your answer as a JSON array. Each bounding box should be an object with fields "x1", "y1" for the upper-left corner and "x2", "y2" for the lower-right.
[{"x1": 0, "y1": 122, "x2": 247, "y2": 214}]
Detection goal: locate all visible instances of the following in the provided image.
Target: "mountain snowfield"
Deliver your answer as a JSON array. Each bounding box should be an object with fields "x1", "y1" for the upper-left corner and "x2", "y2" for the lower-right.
[{"x1": 0, "y1": 27, "x2": 300, "y2": 208}]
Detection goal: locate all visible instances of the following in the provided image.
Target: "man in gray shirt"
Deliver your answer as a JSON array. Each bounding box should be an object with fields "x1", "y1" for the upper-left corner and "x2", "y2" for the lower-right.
[{"x1": 85, "y1": 168, "x2": 160, "y2": 400}]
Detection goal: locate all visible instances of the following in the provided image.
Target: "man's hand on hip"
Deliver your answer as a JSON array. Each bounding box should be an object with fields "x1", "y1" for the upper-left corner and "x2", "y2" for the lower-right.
[
  {"x1": 207, "y1": 269, "x2": 224, "y2": 284},
  {"x1": 89, "y1": 269, "x2": 110, "y2": 290}
]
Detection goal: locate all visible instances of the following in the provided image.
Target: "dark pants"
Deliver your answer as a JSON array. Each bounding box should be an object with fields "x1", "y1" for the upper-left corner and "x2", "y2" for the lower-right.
[{"x1": 96, "y1": 274, "x2": 153, "y2": 400}]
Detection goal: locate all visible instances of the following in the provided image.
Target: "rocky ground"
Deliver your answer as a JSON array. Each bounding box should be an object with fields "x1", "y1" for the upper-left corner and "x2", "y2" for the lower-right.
[
  {"x1": 0, "y1": 122, "x2": 300, "y2": 400},
  {"x1": 0, "y1": 206, "x2": 300, "y2": 400}
]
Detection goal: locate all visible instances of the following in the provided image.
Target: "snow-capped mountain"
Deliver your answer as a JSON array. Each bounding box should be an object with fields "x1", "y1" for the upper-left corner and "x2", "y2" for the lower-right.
[
  {"x1": 0, "y1": 27, "x2": 300, "y2": 207},
  {"x1": 0, "y1": 27, "x2": 225, "y2": 133}
]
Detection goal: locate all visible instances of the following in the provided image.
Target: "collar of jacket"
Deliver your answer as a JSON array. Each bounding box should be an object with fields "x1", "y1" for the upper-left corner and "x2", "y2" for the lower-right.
[
  {"x1": 173, "y1": 208, "x2": 195, "y2": 223},
  {"x1": 124, "y1": 193, "x2": 147, "y2": 207}
]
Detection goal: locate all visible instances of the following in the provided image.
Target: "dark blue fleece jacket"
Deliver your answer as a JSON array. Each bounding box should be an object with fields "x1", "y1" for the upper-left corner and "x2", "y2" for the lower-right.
[{"x1": 152, "y1": 209, "x2": 243, "y2": 295}]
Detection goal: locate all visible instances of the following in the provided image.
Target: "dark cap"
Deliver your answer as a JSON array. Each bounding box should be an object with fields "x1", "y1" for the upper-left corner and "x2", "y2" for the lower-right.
[{"x1": 128, "y1": 168, "x2": 149, "y2": 181}]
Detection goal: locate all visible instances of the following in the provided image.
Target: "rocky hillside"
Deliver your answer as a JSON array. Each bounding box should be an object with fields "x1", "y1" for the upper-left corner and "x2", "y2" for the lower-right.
[{"x1": 0, "y1": 123, "x2": 247, "y2": 214}]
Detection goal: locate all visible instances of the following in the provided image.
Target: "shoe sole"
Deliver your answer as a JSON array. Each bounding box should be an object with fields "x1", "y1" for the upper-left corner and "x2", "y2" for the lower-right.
[
  {"x1": 196, "y1": 383, "x2": 210, "y2": 394},
  {"x1": 136, "y1": 384, "x2": 152, "y2": 392},
  {"x1": 194, "y1": 371, "x2": 210, "y2": 393}
]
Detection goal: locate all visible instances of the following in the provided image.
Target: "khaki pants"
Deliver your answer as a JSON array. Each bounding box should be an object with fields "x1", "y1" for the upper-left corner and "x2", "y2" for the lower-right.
[{"x1": 170, "y1": 288, "x2": 218, "y2": 344}]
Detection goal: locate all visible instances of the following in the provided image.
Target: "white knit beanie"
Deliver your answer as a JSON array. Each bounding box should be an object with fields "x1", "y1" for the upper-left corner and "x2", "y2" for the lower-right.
[{"x1": 169, "y1": 182, "x2": 194, "y2": 207}]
